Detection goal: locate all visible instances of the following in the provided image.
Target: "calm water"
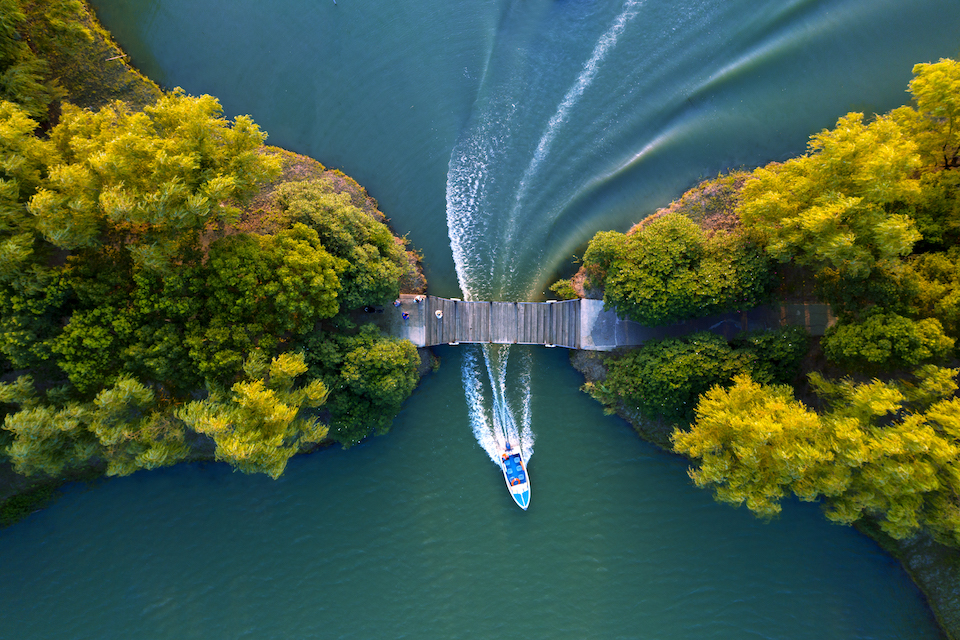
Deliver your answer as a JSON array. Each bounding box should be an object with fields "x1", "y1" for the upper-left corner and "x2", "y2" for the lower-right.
[{"x1": 4, "y1": 0, "x2": 960, "y2": 637}]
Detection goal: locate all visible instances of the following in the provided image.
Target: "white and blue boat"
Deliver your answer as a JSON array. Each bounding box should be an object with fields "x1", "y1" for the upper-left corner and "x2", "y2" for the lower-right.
[{"x1": 499, "y1": 442, "x2": 530, "y2": 510}]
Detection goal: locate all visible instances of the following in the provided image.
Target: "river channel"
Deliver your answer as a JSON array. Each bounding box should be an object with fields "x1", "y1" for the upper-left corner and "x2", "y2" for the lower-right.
[{"x1": 3, "y1": 0, "x2": 960, "y2": 637}]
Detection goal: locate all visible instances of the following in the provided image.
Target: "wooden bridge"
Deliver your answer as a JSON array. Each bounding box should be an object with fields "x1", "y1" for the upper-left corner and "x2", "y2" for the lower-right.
[{"x1": 387, "y1": 295, "x2": 835, "y2": 350}]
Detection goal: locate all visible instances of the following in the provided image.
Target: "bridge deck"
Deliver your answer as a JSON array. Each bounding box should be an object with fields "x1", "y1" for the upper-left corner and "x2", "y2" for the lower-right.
[{"x1": 389, "y1": 295, "x2": 835, "y2": 350}]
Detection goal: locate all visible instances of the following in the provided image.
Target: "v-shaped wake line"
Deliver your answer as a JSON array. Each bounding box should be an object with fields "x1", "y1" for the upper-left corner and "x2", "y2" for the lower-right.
[
  {"x1": 501, "y1": 0, "x2": 644, "y2": 252},
  {"x1": 447, "y1": 1, "x2": 643, "y2": 491}
]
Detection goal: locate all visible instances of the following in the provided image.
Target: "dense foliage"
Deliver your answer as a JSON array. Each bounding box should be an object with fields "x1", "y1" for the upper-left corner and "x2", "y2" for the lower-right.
[
  {"x1": 666, "y1": 59, "x2": 960, "y2": 546},
  {"x1": 572, "y1": 58, "x2": 960, "y2": 549},
  {"x1": 674, "y1": 368, "x2": 960, "y2": 545},
  {"x1": 821, "y1": 312, "x2": 954, "y2": 372},
  {"x1": 584, "y1": 326, "x2": 808, "y2": 424},
  {"x1": 0, "y1": 85, "x2": 421, "y2": 479},
  {"x1": 298, "y1": 324, "x2": 421, "y2": 446},
  {"x1": 582, "y1": 212, "x2": 772, "y2": 325},
  {"x1": 740, "y1": 59, "x2": 960, "y2": 346},
  {"x1": 0, "y1": 0, "x2": 62, "y2": 120}
]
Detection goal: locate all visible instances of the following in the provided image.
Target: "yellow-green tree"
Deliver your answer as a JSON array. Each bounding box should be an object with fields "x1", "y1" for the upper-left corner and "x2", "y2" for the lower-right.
[
  {"x1": 28, "y1": 90, "x2": 280, "y2": 267},
  {"x1": 674, "y1": 368, "x2": 960, "y2": 545},
  {"x1": 739, "y1": 112, "x2": 922, "y2": 279},
  {"x1": 177, "y1": 352, "x2": 329, "y2": 479},
  {"x1": 672, "y1": 374, "x2": 851, "y2": 518}
]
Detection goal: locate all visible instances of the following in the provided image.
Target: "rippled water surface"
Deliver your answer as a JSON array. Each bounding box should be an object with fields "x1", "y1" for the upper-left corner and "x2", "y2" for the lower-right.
[{"x1": 4, "y1": 0, "x2": 960, "y2": 637}]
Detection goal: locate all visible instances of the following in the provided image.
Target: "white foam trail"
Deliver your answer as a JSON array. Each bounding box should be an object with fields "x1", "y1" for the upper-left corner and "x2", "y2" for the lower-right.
[
  {"x1": 460, "y1": 345, "x2": 535, "y2": 465},
  {"x1": 446, "y1": 106, "x2": 517, "y2": 300},
  {"x1": 503, "y1": 0, "x2": 643, "y2": 249},
  {"x1": 462, "y1": 347, "x2": 500, "y2": 463}
]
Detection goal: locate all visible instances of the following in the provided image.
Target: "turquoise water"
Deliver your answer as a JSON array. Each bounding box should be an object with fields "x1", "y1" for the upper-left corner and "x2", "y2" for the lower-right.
[{"x1": 4, "y1": 0, "x2": 960, "y2": 637}]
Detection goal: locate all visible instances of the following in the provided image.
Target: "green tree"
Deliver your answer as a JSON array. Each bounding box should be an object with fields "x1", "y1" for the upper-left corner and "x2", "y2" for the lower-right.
[
  {"x1": 0, "y1": 0, "x2": 61, "y2": 119},
  {"x1": 585, "y1": 213, "x2": 771, "y2": 326},
  {"x1": 821, "y1": 312, "x2": 954, "y2": 371},
  {"x1": 0, "y1": 375, "x2": 94, "y2": 476},
  {"x1": 0, "y1": 101, "x2": 57, "y2": 279},
  {"x1": 278, "y1": 180, "x2": 411, "y2": 310},
  {"x1": 587, "y1": 332, "x2": 752, "y2": 424},
  {"x1": 905, "y1": 249, "x2": 960, "y2": 338},
  {"x1": 906, "y1": 58, "x2": 960, "y2": 170},
  {"x1": 187, "y1": 226, "x2": 345, "y2": 383},
  {"x1": 299, "y1": 325, "x2": 420, "y2": 446},
  {"x1": 586, "y1": 327, "x2": 806, "y2": 425},
  {"x1": 87, "y1": 376, "x2": 189, "y2": 476}
]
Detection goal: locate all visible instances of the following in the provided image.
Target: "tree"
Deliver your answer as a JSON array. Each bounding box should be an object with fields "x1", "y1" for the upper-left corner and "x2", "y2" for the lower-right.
[
  {"x1": 28, "y1": 91, "x2": 280, "y2": 267},
  {"x1": 591, "y1": 332, "x2": 751, "y2": 424},
  {"x1": 675, "y1": 368, "x2": 960, "y2": 544},
  {"x1": 187, "y1": 226, "x2": 345, "y2": 383},
  {"x1": 740, "y1": 113, "x2": 922, "y2": 280},
  {"x1": 0, "y1": 101, "x2": 56, "y2": 280},
  {"x1": 0, "y1": 0, "x2": 61, "y2": 119},
  {"x1": 907, "y1": 58, "x2": 960, "y2": 170},
  {"x1": 821, "y1": 312, "x2": 954, "y2": 371},
  {"x1": 177, "y1": 351, "x2": 329, "y2": 479},
  {"x1": 87, "y1": 376, "x2": 189, "y2": 476},
  {"x1": 905, "y1": 249, "x2": 960, "y2": 339},
  {"x1": 298, "y1": 325, "x2": 420, "y2": 446},
  {"x1": 277, "y1": 180, "x2": 411, "y2": 310},
  {"x1": 673, "y1": 374, "x2": 847, "y2": 517},
  {"x1": 585, "y1": 213, "x2": 772, "y2": 326},
  {"x1": 586, "y1": 327, "x2": 806, "y2": 425}
]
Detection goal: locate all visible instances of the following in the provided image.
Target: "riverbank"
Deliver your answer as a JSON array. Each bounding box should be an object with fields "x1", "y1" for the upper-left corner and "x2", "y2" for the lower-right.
[
  {"x1": 1, "y1": 0, "x2": 433, "y2": 523},
  {"x1": 565, "y1": 172, "x2": 960, "y2": 640},
  {"x1": 0, "y1": 141, "x2": 434, "y2": 519}
]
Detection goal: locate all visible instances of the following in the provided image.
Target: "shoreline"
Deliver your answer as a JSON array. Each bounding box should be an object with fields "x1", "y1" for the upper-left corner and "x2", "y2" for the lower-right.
[{"x1": 563, "y1": 173, "x2": 960, "y2": 640}]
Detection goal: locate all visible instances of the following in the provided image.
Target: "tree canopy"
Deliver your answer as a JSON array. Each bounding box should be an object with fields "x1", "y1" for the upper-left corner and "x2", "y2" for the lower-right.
[
  {"x1": 674, "y1": 368, "x2": 960, "y2": 544},
  {"x1": 582, "y1": 213, "x2": 772, "y2": 326},
  {"x1": 0, "y1": 87, "x2": 423, "y2": 479}
]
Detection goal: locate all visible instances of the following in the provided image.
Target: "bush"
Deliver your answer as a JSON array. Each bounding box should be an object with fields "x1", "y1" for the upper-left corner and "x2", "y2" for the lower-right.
[
  {"x1": 590, "y1": 327, "x2": 809, "y2": 425},
  {"x1": 822, "y1": 312, "x2": 955, "y2": 371},
  {"x1": 548, "y1": 278, "x2": 578, "y2": 300},
  {"x1": 732, "y1": 325, "x2": 809, "y2": 385},
  {"x1": 584, "y1": 214, "x2": 772, "y2": 326}
]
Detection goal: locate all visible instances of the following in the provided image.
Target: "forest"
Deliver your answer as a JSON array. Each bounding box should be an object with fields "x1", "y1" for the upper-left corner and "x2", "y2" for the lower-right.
[
  {"x1": 0, "y1": 0, "x2": 423, "y2": 486},
  {"x1": 564, "y1": 57, "x2": 960, "y2": 549}
]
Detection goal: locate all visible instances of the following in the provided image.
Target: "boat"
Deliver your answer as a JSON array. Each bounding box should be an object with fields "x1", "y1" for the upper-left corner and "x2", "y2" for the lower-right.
[{"x1": 499, "y1": 442, "x2": 530, "y2": 510}]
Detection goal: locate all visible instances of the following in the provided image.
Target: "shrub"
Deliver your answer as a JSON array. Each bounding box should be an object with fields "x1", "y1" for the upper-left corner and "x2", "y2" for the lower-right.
[{"x1": 822, "y1": 312, "x2": 955, "y2": 371}]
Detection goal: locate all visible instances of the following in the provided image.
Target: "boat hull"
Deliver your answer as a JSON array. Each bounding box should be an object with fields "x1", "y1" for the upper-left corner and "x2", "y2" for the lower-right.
[{"x1": 500, "y1": 450, "x2": 530, "y2": 510}]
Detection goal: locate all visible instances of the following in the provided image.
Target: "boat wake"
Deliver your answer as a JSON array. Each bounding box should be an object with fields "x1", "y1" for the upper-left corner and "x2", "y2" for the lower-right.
[
  {"x1": 462, "y1": 345, "x2": 533, "y2": 466},
  {"x1": 447, "y1": 0, "x2": 641, "y2": 500}
]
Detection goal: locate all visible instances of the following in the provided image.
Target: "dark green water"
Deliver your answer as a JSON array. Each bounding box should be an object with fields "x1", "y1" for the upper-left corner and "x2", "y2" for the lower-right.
[{"x1": 4, "y1": 0, "x2": 960, "y2": 637}]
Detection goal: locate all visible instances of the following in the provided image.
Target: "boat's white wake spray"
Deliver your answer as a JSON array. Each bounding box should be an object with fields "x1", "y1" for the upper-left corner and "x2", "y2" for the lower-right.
[
  {"x1": 461, "y1": 346, "x2": 534, "y2": 465},
  {"x1": 503, "y1": 0, "x2": 643, "y2": 250}
]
